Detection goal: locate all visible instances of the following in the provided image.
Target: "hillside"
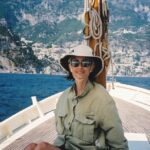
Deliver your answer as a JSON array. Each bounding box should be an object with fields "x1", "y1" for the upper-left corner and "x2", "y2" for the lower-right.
[
  {"x1": 0, "y1": 0, "x2": 150, "y2": 76},
  {"x1": 0, "y1": 21, "x2": 61, "y2": 74}
]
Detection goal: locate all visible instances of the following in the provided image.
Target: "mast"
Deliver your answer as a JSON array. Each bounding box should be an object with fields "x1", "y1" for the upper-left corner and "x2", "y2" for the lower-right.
[{"x1": 83, "y1": 0, "x2": 110, "y2": 88}]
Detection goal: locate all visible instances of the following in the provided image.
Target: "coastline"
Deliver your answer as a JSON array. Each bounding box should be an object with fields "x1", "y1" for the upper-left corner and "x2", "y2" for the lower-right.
[{"x1": 0, "y1": 72, "x2": 150, "y2": 78}]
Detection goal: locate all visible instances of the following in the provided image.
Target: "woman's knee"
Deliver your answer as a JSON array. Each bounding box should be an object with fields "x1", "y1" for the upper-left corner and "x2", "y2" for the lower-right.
[
  {"x1": 23, "y1": 143, "x2": 37, "y2": 150},
  {"x1": 24, "y1": 142, "x2": 61, "y2": 150},
  {"x1": 36, "y1": 142, "x2": 60, "y2": 150},
  {"x1": 36, "y1": 142, "x2": 49, "y2": 149}
]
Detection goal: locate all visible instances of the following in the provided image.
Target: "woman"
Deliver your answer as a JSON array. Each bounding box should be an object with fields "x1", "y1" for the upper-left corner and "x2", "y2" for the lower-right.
[{"x1": 24, "y1": 44, "x2": 128, "y2": 150}]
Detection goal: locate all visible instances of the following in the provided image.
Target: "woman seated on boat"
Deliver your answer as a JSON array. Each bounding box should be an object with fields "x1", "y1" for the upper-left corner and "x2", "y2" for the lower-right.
[{"x1": 24, "y1": 44, "x2": 128, "y2": 150}]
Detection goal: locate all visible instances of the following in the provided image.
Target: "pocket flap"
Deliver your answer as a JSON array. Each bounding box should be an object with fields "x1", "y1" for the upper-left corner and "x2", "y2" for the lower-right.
[{"x1": 75, "y1": 115, "x2": 95, "y2": 124}]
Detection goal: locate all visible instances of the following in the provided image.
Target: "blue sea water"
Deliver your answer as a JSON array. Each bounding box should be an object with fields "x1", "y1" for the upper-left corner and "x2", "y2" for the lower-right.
[{"x1": 0, "y1": 73, "x2": 150, "y2": 122}]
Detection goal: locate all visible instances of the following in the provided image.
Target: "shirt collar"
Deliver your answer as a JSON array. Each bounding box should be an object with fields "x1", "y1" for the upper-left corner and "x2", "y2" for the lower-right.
[{"x1": 70, "y1": 80, "x2": 94, "y2": 100}]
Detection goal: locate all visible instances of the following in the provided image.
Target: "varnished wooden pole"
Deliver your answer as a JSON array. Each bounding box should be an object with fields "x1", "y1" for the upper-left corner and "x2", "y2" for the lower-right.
[{"x1": 84, "y1": 0, "x2": 110, "y2": 88}]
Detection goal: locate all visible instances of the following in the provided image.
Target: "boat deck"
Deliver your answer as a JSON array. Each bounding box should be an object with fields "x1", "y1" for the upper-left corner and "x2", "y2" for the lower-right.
[{"x1": 3, "y1": 98, "x2": 150, "y2": 150}]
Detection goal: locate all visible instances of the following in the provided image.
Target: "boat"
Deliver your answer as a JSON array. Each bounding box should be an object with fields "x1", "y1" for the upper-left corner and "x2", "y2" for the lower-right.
[
  {"x1": 0, "y1": 0, "x2": 150, "y2": 150},
  {"x1": 0, "y1": 82, "x2": 150, "y2": 150}
]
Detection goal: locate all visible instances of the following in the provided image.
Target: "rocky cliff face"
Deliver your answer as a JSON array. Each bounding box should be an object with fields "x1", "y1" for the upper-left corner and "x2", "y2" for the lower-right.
[
  {"x1": 0, "y1": 21, "x2": 62, "y2": 74},
  {"x1": 0, "y1": 21, "x2": 42, "y2": 73},
  {"x1": 1, "y1": 0, "x2": 83, "y2": 45}
]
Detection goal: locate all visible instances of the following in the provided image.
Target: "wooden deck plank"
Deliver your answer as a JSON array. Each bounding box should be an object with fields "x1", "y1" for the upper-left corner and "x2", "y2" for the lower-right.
[
  {"x1": 3, "y1": 118, "x2": 56, "y2": 150},
  {"x1": 3, "y1": 98, "x2": 150, "y2": 150},
  {"x1": 114, "y1": 98, "x2": 150, "y2": 142}
]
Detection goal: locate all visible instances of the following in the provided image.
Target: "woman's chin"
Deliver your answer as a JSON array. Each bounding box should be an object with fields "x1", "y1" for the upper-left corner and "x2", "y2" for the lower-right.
[{"x1": 75, "y1": 76, "x2": 88, "y2": 82}]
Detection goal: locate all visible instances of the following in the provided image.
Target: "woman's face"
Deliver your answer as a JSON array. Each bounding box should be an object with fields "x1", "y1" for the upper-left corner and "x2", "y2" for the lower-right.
[{"x1": 69, "y1": 56, "x2": 94, "y2": 82}]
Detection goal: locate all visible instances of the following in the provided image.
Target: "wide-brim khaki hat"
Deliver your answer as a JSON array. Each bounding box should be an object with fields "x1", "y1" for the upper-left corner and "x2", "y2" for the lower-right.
[{"x1": 60, "y1": 44, "x2": 104, "y2": 77}]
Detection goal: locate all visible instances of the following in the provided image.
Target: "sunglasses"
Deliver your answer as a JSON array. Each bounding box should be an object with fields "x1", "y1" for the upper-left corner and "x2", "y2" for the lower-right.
[{"x1": 69, "y1": 58, "x2": 92, "y2": 67}]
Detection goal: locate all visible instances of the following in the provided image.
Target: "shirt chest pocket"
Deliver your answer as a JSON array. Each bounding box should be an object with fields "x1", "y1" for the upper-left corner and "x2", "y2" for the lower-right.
[{"x1": 72, "y1": 115, "x2": 95, "y2": 143}]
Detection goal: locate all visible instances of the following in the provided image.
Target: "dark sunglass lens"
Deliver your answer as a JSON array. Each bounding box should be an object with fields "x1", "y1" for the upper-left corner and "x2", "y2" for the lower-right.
[{"x1": 82, "y1": 61, "x2": 91, "y2": 67}]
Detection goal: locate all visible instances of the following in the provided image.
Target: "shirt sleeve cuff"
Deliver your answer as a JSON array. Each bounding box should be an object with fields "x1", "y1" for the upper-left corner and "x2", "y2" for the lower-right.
[{"x1": 53, "y1": 135, "x2": 65, "y2": 147}]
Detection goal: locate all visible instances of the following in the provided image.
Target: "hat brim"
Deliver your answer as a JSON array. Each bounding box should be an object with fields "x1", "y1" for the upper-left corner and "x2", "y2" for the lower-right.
[{"x1": 60, "y1": 55, "x2": 104, "y2": 77}]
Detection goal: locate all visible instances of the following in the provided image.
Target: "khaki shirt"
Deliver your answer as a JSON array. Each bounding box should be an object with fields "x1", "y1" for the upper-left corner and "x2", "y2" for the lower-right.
[{"x1": 54, "y1": 81, "x2": 128, "y2": 150}]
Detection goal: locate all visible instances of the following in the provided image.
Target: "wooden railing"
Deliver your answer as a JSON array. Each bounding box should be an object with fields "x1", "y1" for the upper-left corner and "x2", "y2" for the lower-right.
[
  {"x1": 108, "y1": 82, "x2": 150, "y2": 111},
  {"x1": 0, "y1": 92, "x2": 62, "y2": 144}
]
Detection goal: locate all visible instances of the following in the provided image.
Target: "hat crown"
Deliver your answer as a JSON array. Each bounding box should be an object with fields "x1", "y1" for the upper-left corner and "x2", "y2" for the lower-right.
[{"x1": 70, "y1": 45, "x2": 93, "y2": 57}]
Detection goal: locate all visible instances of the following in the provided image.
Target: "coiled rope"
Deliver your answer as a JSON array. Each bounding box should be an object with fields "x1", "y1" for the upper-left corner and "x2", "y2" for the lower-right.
[{"x1": 84, "y1": 0, "x2": 111, "y2": 61}]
